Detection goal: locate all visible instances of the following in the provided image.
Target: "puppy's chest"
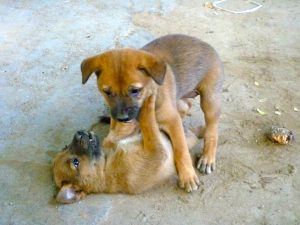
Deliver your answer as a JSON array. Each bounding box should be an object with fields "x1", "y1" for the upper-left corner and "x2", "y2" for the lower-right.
[{"x1": 116, "y1": 133, "x2": 143, "y2": 152}]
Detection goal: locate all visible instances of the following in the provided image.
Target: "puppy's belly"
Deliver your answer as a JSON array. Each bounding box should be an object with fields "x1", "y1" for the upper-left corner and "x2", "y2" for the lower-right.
[
  {"x1": 112, "y1": 132, "x2": 176, "y2": 192},
  {"x1": 156, "y1": 133, "x2": 176, "y2": 179}
]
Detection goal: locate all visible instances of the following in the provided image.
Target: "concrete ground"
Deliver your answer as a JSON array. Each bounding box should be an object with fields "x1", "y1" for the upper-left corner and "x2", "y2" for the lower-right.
[{"x1": 1, "y1": 0, "x2": 299, "y2": 224}]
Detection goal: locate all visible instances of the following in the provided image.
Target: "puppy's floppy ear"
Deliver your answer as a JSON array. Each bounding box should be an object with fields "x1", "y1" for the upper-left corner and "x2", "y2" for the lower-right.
[
  {"x1": 138, "y1": 52, "x2": 166, "y2": 85},
  {"x1": 81, "y1": 55, "x2": 103, "y2": 84}
]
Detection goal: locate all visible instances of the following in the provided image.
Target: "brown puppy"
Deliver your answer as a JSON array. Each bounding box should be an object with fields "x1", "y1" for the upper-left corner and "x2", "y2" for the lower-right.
[
  {"x1": 81, "y1": 34, "x2": 224, "y2": 191},
  {"x1": 53, "y1": 96, "x2": 200, "y2": 203}
]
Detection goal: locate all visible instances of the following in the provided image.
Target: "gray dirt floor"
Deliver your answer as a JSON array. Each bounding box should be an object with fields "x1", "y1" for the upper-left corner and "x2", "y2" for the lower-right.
[{"x1": 0, "y1": 0, "x2": 299, "y2": 224}]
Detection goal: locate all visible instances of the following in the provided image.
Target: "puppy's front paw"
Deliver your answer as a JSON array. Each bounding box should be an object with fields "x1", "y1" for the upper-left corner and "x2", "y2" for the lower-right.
[
  {"x1": 178, "y1": 169, "x2": 200, "y2": 192},
  {"x1": 196, "y1": 154, "x2": 216, "y2": 174}
]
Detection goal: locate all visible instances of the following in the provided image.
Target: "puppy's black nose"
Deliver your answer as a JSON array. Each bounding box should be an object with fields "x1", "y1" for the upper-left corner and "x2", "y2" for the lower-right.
[
  {"x1": 70, "y1": 131, "x2": 101, "y2": 159},
  {"x1": 73, "y1": 130, "x2": 90, "y2": 149},
  {"x1": 75, "y1": 130, "x2": 88, "y2": 140}
]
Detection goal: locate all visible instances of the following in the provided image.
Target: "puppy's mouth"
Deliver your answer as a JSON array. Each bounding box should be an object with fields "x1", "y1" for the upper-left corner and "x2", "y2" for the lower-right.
[{"x1": 117, "y1": 118, "x2": 134, "y2": 123}]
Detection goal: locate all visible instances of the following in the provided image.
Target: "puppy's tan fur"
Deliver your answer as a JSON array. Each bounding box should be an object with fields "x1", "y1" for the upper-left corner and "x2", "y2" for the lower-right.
[
  {"x1": 81, "y1": 34, "x2": 224, "y2": 191},
  {"x1": 53, "y1": 96, "x2": 199, "y2": 203}
]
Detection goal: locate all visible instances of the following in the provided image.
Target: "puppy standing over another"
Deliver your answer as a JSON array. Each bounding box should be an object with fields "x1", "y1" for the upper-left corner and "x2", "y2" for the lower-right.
[{"x1": 81, "y1": 34, "x2": 224, "y2": 192}]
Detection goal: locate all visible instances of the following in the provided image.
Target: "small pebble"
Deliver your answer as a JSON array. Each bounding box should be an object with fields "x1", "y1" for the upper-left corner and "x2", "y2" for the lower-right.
[
  {"x1": 287, "y1": 164, "x2": 296, "y2": 175},
  {"x1": 267, "y1": 126, "x2": 295, "y2": 145},
  {"x1": 203, "y1": 2, "x2": 214, "y2": 9},
  {"x1": 61, "y1": 64, "x2": 68, "y2": 71},
  {"x1": 274, "y1": 111, "x2": 281, "y2": 115},
  {"x1": 259, "y1": 98, "x2": 267, "y2": 103},
  {"x1": 274, "y1": 105, "x2": 280, "y2": 110}
]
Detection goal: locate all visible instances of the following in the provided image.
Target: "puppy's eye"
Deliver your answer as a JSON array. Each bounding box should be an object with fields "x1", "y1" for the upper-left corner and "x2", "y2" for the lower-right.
[
  {"x1": 61, "y1": 181, "x2": 69, "y2": 186},
  {"x1": 95, "y1": 70, "x2": 101, "y2": 77},
  {"x1": 129, "y1": 87, "x2": 142, "y2": 97},
  {"x1": 72, "y1": 158, "x2": 80, "y2": 168},
  {"x1": 103, "y1": 89, "x2": 113, "y2": 97}
]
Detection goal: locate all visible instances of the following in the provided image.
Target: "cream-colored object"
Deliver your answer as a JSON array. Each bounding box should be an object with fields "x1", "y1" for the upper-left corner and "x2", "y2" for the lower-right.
[
  {"x1": 274, "y1": 111, "x2": 281, "y2": 115},
  {"x1": 204, "y1": 2, "x2": 214, "y2": 9},
  {"x1": 256, "y1": 108, "x2": 267, "y2": 116}
]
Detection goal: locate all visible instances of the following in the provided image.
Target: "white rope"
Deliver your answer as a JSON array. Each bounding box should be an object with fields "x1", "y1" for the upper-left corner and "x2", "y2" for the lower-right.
[{"x1": 213, "y1": 0, "x2": 262, "y2": 14}]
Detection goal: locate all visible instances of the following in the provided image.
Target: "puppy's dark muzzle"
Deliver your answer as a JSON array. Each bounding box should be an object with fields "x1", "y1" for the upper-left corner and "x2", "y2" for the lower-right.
[
  {"x1": 112, "y1": 106, "x2": 140, "y2": 123},
  {"x1": 70, "y1": 130, "x2": 101, "y2": 159}
]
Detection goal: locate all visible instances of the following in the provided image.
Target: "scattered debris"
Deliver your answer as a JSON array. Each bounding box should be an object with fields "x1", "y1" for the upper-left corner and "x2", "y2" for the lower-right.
[
  {"x1": 267, "y1": 126, "x2": 295, "y2": 145},
  {"x1": 203, "y1": 2, "x2": 214, "y2": 9},
  {"x1": 259, "y1": 176, "x2": 276, "y2": 188},
  {"x1": 287, "y1": 164, "x2": 296, "y2": 175},
  {"x1": 213, "y1": 0, "x2": 262, "y2": 14},
  {"x1": 254, "y1": 81, "x2": 259, "y2": 86},
  {"x1": 258, "y1": 205, "x2": 265, "y2": 209},
  {"x1": 274, "y1": 105, "x2": 280, "y2": 110},
  {"x1": 294, "y1": 107, "x2": 299, "y2": 112},
  {"x1": 258, "y1": 98, "x2": 267, "y2": 103},
  {"x1": 256, "y1": 108, "x2": 267, "y2": 116},
  {"x1": 274, "y1": 111, "x2": 281, "y2": 115},
  {"x1": 223, "y1": 87, "x2": 229, "y2": 92},
  {"x1": 61, "y1": 64, "x2": 68, "y2": 71}
]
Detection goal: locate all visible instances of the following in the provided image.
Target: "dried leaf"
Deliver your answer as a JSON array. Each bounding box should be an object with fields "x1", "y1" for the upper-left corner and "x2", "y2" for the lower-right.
[{"x1": 256, "y1": 108, "x2": 267, "y2": 115}]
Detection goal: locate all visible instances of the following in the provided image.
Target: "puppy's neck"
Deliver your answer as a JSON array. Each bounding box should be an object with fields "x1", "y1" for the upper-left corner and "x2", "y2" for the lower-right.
[
  {"x1": 109, "y1": 119, "x2": 139, "y2": 140},
  {"x1": 87, "y1": 155, "x2": 107, "y2": 193}
]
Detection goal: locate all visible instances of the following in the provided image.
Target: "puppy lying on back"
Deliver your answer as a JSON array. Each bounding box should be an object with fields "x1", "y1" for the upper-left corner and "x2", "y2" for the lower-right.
[{"x1": 53, "y1": 96, "x2": 200, "y2": 204}]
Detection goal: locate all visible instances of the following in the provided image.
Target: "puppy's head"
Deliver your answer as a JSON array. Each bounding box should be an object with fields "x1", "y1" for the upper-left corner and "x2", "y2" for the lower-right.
[
  {"x1": 53, "y1": 130, "x2": 101, "y2": 204},
  {"x1": 81, "y1": 49, "x2": 166, "y2": 123}
]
